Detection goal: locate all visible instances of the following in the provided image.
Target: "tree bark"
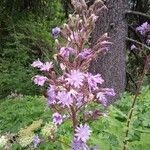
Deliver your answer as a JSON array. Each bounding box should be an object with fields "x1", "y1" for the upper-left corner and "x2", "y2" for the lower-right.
[{"x1": 89, "y1": 0, "x2": 128, "y2": 101}]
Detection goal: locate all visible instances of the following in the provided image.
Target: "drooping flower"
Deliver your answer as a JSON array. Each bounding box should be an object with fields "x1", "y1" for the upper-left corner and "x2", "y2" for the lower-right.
[
  {"x1": 136, "y1": 22, "x2": 150, "y2": 35},
  {"x1": 79, "y1": 49, "x2": 92, "y2": 59},
  {"x1": 75, "y1": 124, "x2": 92, "y2": 142},
  {"x1": 103, "y1": 88, "x2": 116, "y2": 96},
  {"x1": 33, "y1": 75, "x2": 47, "y2": 86},
  {"x1": 52, "y1": 27, "x2": 61, "y2": 38},
  {"x1": 86, "y1": 73, "x2": 104, "y2": 90},
  {"x1": 40, "y1": 62, "x2": 53, "y2": 72},
  {"x1": 52, "y1": 112, "x2": 63, "y2": 125},
  {"x1": 65, "y1": 70, "x2": 85, "y2": 88},
  {"x1": 31, "y1": 59, "x2": 43, "y2": 68},
  {"x1": 147, "y1": 39, "x2": 150, "y2": 45},
  {"x1": 96, "y1": 92, "x2": 108, "y2": 107},
  {"x1": 59, "y1": 47, "x2": 75, "y2": 58},
  {"x1": 33, "y1": 135, "x2": 41, "y2": 148},
  {"x1": 131, "y1": 44, "x2": 137, "y2": 50},
  {"x1": 57, "y1": 91, "x2": 73, "y2": 107}
]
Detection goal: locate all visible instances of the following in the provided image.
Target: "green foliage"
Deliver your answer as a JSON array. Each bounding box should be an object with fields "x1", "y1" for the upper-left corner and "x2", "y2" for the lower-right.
[
  {"x1": 0, "y1": 96, "x2": 51, "y2": 133},
  {"x1": 0, "y1": 0, "x2": 65, "y2": 98},
  {"x1": 0, "y1": 86, "x2": 150, "y2": 149}
]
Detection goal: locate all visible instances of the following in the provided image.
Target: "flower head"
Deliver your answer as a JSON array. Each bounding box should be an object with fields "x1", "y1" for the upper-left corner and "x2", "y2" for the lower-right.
[
  {"x1": 31, "y1": 59, "x2": 43, "y2": 68},
  {"x1": 72, "y1": 139, "x2": 89, "y2": 150},
  {"x1": 147, "y1": 39, "x2": 150, "y2": 45},
  {"x1": 136, "y1": 22, "x2": 150, "y2": 35},
  {"x1": 33, "y1": 135, "x2": 40, "y2": 148},
  {"x1": 79, "y1": 49, "x2": 92, "y2": 59},
  {"x1": 52, "y1": 112, "x2": 63, "y2": 125},
  {"x1": 65, "y1": 70, "x2": 85, "y2": 88},
  {"x1": 96, "y1": 92, "x2": 108, "y2": 107},
  {"x1": 40, "y1": 62, "x2": 53, "y2": 72},
  {"x1": 59, "y1": 47, "x2": 75, "y2": 58},
  {"x1": 33, "y1": 75, "x2": 47, "y2": 86},
  {"x1": 47, "y1": 86, "x2": 56, "y2": 106},
  {"x1": 86, "y1": 73, "x2": 104, "y2": 90},
  {"x1": 131, "y1": 44, "x2": 137, "y2": 50},
  {"x1": 57, "y1": 91, "x2": 73, "y2": 107},
  {"x1": 75, "y1": 124, "x2": 92, "y2": 142},
  {"x1": 52, "y1": 27, "x2": 61, "y2": 38},
  {"x1": 103, "y1": 88, "x2": 116, "y2": 96}
]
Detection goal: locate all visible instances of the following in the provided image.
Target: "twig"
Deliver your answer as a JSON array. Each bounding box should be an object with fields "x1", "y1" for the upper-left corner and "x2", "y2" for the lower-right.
[
  {"x1": 125, "y1": 10, "x2": 150, "y2": 19},
  {"x1": 126, "y1": 37, "x2": 150, "y2": 51}
]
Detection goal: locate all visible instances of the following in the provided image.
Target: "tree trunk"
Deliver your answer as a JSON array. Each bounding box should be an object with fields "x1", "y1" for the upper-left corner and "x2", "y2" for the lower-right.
[{"x1": 89, "y1": 0, "x2": 128, "y2": 101}]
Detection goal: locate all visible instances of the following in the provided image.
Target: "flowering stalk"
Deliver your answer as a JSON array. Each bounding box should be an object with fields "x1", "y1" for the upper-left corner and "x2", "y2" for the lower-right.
[
  {"x1": 122, "y1": 54, "x2": 150, "y2": 150},
  {"x1": 31, "y1": 0, "x2": 115, "y2": 149}
]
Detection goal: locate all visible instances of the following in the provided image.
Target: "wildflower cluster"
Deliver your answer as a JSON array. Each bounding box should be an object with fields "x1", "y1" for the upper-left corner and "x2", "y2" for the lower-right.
[
  {"x1": 131, "y1": 22, "x2": 150, "y2": 50},
  {"x1": 32, "y1": 0, "x2": 115, "y2": 149}
]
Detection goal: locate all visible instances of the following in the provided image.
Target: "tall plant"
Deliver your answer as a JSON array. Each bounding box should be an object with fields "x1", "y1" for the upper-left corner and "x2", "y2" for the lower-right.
[{"x1": 32, "y1": 0, "x2": 115, "y2": 149}]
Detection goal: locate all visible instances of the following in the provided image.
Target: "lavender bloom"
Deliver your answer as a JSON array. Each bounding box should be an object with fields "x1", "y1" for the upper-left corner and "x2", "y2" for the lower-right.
[
  {"x1": 147, "y1": 39, "x2": 150, "y2": 45},
  {"x1": 33, "y1": 135, "x2": 40, "y2": 148},
  {"x1": 33, "y1": 75, "x2": 47, "y2": 86},
  {"x1": 103, "y1": 88, "x2": 116, "y2": 96},
  {"x1": 40, "y1": 62, "x2": 53, "y2": 72},
  {"x1": 86, "y1": 73, "x2": 104, "y2": 90},
  {"x1": 72, "y1": 139, "x2": 89, "y2": 150},
  {"x1": 79, "y1": 49, "x2": 92, "y2": 59},
  {"x1": 31, "y1": 59, "x2": 43, "y2": 68},
  {"x1": 59, "y1": 47, "x2": 75, "y2": 58},
  {"x1": 65, "y1": 70, "x2": 85, "y2": 88},
  {"x1": 75, "y1": 124, "x2": 92, "y2": 142},
  {"x1": 57, "y1": 91, "x2": 73, "y2": 107},
  {"x1": 52, "y1": 112, "x2": 63, "y2": 125},
  {"x1": 96, "y1": 92, "x2": 108, "y2": 107},
  {"x1": 52, "y1": 27, "x2": 61, "y2": 38},
  {"x1": 131, "y1": 44, "x2": 137, "y2": 50},
  {"x1": 136, "y1": 22, "x2": 150, "y2": 35}
]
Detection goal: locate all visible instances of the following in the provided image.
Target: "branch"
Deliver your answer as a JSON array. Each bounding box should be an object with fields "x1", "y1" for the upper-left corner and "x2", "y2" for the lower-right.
[
  {"x1": 126, "y1": 37, "x2": 150, "y2": 51},
  {"x1": 125, "y1": 10, "x2": 150, "y2": 19}
]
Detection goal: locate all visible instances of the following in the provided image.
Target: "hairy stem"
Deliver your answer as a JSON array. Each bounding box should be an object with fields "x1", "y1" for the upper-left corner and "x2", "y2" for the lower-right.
[{"x1": 71, "y1": 106, "x2": 78, "y2": 133}]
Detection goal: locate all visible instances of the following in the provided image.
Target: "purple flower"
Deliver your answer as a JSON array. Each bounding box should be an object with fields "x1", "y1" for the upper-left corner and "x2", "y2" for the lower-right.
[
  {"x1": 47, "y1": 86, "x2": 56, "y2": 106},
  {"x1": 86, "y1": 73, "x2": 104, "y2": 90},
  {"x1": 72, "y1": 139, "x2": 89, "y2": 150},
  {"x1": 52, "y1": 27, "x2": 61, "y2": 38},
  {"x1": 57, "y1": 91, "x2": 73, "y2": 107},
  {"x1": 31, "y1": 59, "x2": 43, "y2": 68},
  {"x1": 33, "y1": 135, "x2": 40, "y2": 148},
  {"x1": 33, "y1": 75, "x2": 47, "y2": 86},
  {"x1": 52, "y1": 112, "x2": 63, "y2": 125},
  {"x1": 40, "y1": 62, "x2": 53, "y2": 72},
  {"x1": 103, "y1": 88, "x2": 116, "y2": 96},
  {"x1": 75, "y1": 124, "x2": 92, "y2": 142},
  {"x1": 131, "y1": 44, "x2": 137, "y2": 50},
  {"x1": 65, "y1": 70, "x2": 85, "y2": 88},
  {"x1": 96, "y1": 92, "x2": 108, "y2": 107},
  {"x1": 136, "y1": 22, "x2": 150, "y2": 35},
  {"x1": 90, "y1": 145, "x2": 99, "y2": 150},
  {"x1": 147, "y1": 39, "x2": 150, "y2": 45},
  {"x1": 79, "y1": 49, "x2": 92, "y2": 59},
  {"x1": 59, "y1": 47, "x2": 75, "y2": 58}
]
